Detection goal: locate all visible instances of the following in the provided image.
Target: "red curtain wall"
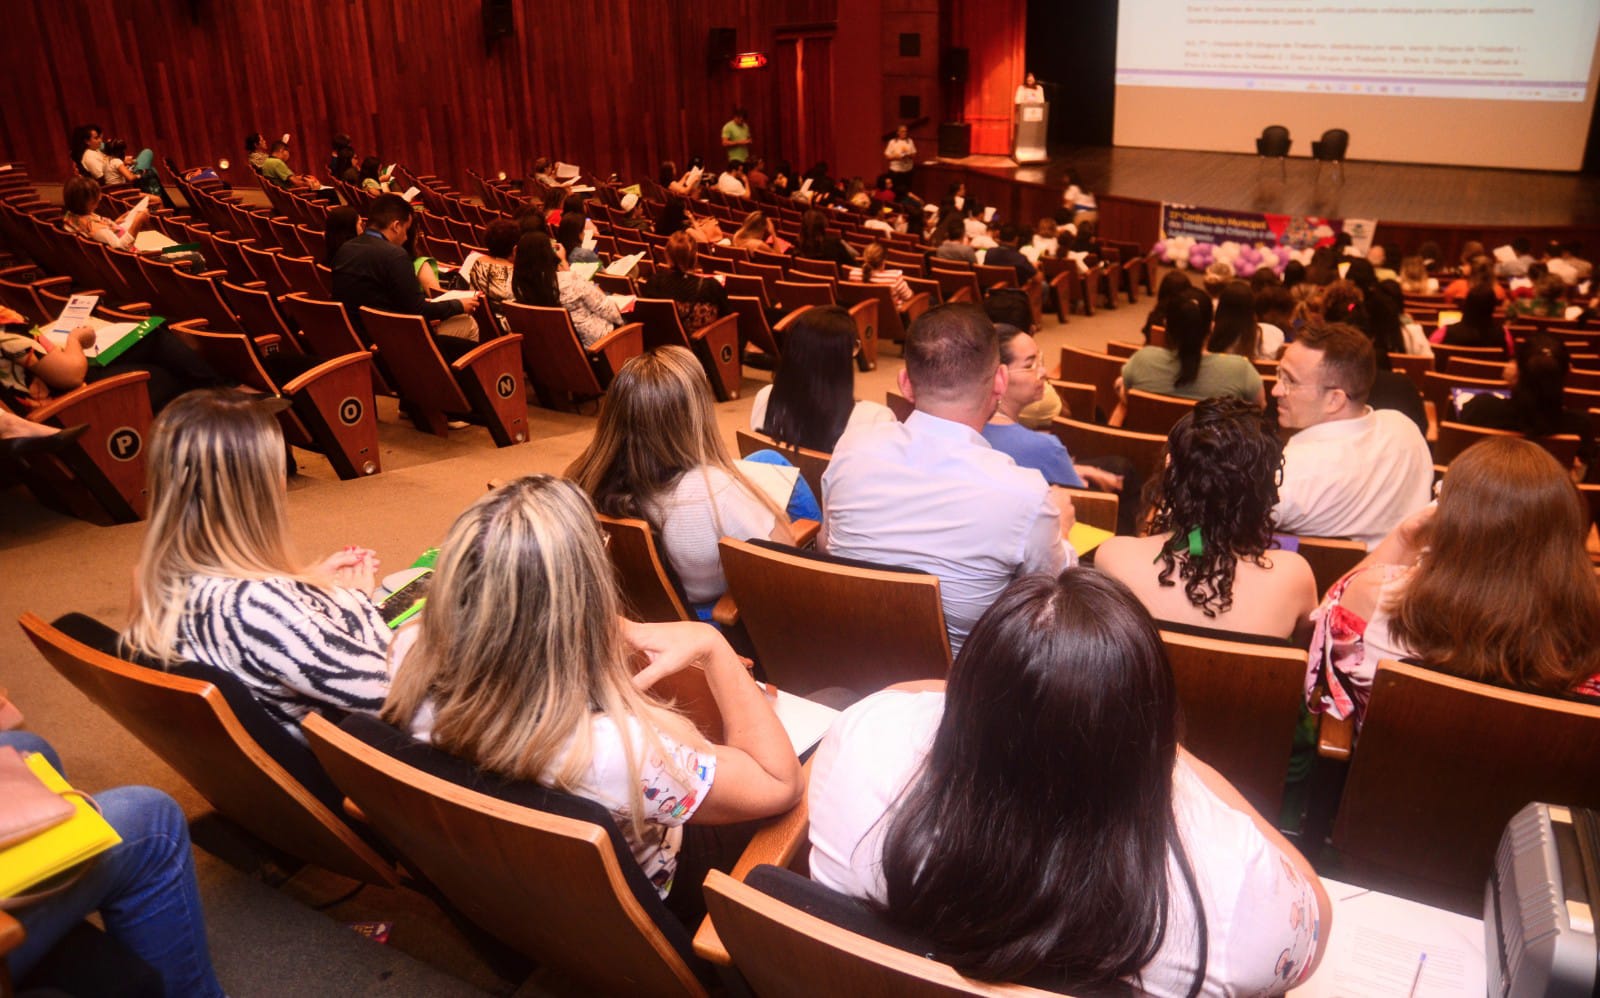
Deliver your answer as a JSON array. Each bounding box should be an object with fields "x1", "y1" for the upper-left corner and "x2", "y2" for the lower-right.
[{"x1": 948, "y1": 0, "x2": 1027, "y2": 156}]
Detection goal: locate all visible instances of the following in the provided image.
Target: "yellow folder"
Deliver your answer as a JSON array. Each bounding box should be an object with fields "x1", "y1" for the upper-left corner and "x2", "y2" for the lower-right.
[
  {"x1": 0, "y1": 753, "x2": 122, "y2": 898},
  {"x1": 1068, "y1": 520, "x2": 1115, "y2": 556}
]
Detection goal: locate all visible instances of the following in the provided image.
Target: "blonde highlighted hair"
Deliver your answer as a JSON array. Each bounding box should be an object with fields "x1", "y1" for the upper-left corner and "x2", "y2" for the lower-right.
[
  {"x1": 564, "y1": 345, "x2": 788, "y2": 529},
  {"x1": 380, "y1": 476, "x2": 708, "y2": 835},
  {"x1": 123, "y1": 389, "x2": 309, "y2": 664}
]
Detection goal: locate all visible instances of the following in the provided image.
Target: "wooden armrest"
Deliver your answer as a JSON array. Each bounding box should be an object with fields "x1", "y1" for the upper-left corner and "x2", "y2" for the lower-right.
[
  {"x1": 0, "y1": 907, "x2": 23, "y2": 957},
  {"x1": 711, "y1": 592, "x2": 740, "y2": 628},
  {"x1": 198, "y1": 269, "x2": 230, "y2": 280},
  {"x1": 341, "y1": 798, "x2": 369, "y2": 824},
  {"x1": 252, "y1": 333, "x2": 283, "y2": 352},
  {"x1": 0, "y1": 264, "x2": 40, "y2": 281},
  {"x1": 790, "y1": 519, "x2": 821, "y2": 548},
  {"x1": 1317, "y1": 713, "x2": 1354, "y2": 761},
  {"x1": 693, "y1": 761, "x2": 813, "y2": 964},
  {"x1": 243, "y1": 280, "x2": 268, "y2": 290},
  {"x1": 586, "y1": 321, "x2": 645, "y2": 375}
]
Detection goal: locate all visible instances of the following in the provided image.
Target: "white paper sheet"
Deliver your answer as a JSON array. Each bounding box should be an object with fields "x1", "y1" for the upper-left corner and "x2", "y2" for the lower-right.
[{"x1": 1290, "y1": 878, "x2": 1485, "y2": 998}]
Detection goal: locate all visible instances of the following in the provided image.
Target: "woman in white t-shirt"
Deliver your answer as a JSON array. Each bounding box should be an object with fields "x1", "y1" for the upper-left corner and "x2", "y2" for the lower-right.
[
  {"x1": 751, "y1": 305, "x2": 895, "y2": 453},
  {"x1": 1014, "y1": 72, "x2": 1045, "y2": 105},
  {"x1": 567, "y1": 346, "x2": 795, "y2": 612},
  {"x1": 384, "y1": 475, "x2": 802, "y2": 912},
  {"x1": 808, "y1": 569, "x2": 1330, "y2": 997}
]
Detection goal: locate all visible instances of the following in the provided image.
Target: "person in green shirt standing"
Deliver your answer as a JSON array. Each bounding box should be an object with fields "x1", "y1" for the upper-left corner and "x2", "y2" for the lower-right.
[{"x1": 721, "y1": 108, "x2": 752, "y2": 164}]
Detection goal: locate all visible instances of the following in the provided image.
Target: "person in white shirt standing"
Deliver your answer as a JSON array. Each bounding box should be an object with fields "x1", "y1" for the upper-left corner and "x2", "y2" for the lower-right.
[
  {"x1": 883, "y1": 124, "x2": 916, "y2": 197},
  {"x1": 1013, "y1": 71, "x2": 1045, "y2": 105},
  {"x1": 821, "y1": 303, "x2": 1077, "y2": 654},
  {"x1": 1272, "y1": 323, "x2": 1433, "y2": 548}
]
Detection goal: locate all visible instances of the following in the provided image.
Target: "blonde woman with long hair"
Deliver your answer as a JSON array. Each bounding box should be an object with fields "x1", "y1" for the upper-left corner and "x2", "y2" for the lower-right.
[
  {"x1": 382, "y1": 476, "x2": 802, "y2": 916},
  {"x1": 566, "y1": 346, "x2": 794, "y2": 616},
  {"x1": 123, "y1": 389, "x2": 392, "y2": 743}
]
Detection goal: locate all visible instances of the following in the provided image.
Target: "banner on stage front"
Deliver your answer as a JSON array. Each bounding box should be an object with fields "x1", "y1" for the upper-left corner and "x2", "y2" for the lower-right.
[{"x1": 1159, "y1": 203, "x2": 1377, "y2": 255}]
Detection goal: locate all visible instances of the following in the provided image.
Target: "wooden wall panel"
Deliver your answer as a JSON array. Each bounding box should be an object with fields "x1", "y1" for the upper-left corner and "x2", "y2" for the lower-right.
[
  {"x1": 946, "y1": 0, "x2": 1026, "y2": 156},
  {"x1": 4, "y1": 0, "x2": 836, "y2": 192}
]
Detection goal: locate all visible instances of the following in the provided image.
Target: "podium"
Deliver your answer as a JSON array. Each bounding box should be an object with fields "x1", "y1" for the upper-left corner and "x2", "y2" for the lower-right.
[{"x1": 1013, "y1": 101, "x2": 1049, "y2": 164}]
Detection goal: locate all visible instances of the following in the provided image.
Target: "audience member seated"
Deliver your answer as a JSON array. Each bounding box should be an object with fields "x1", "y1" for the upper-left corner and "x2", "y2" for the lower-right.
[
  {"x1": 0, "y1": 730, "x2": 226, "y2": 996},
  {"x1": 60, "y1": 176, "x2": 149, "y2": 250},
  {"x1": 70, "y1": 123, "x2": 151, "y2": 189},
  {"x1": 1202, "y1": 260, "x2": 1235, "y2": 300},
  {"x1": 808, "y1": 569, "x2": 1330, "y2": 996},
  {"x1": 1271, "y1": 324, "x2": 1432, "y2": 547},
  {"x1": 122, "y1": 390, "x2": 393, "y2": 744},
  {"x1": 613, "y1": 192, "x2": 651, "y2": 233},
  {"x1": 730, "y1": 211, "x2": 782, "y2": 254},
  {"x1": 1459, "y1": 333, "x2": 1595, "y2": 478},
  {"x1": 982, "y1": 324, "x2": 1124, "y2": 490},
  {"x1": 983, "y1": 291, "x2": 1061, "y2": 429},
  {"x1": 555, "y1": 210, "x2": 600, "y2": 265},
  {"x1": 466, "y1": 219, "x2": 518, "y2": 304},
  {"x1": 821, "y1": 304, "x2": 1075, "y2": 654},
  {"x1": 638, "y1": 232, "x2": 731, "y2": 334},
  {"x1": 1207, "y1": 279, "x2": 1276, "y2": 359},
  {"x1": 1142, "y1": 271, "x2": 1193, "y2": 342},
  {"x1": 846, "y1": 244, "x2": 913, "y2": 309},
  {"x1": 0, "y1": 305, "x2": 223, "y2": 415},
  {"x1": 982, "y1": 224, "x2": 1037, "y2": 284},
  {"x1": 566, "y1": 347, "x2": 794, "y2": 617},
  {"x1": 331, "y1": 194, "x2": 480, "y2": 350},
  {"x1": 1306, "y1": 437, "x2": 1600, "y2": 729},
  {"x1": 259, "y1": 140, "x2": 321, "y2": 191},
  {"x1": 658, "y1": 160, "x2": 702, "y2": 199},
  {"x1": 512, "y1": 231, "x2": 622, "y2": 347},
  {"x1": 1440, "y1": 284, "x2": 1509, "y2": 355},
  {"x1": 1441, "y1": 255, "x2": 1505, "y2": 304},
  {"x1": 715, "y1": 160, "x2": 749, "y2": 198},
  {"x1": 245, "y1": 131, "x2": 269, "y2": 173},
  {"x1": 1546, "y1": 241, "x2": 1592, "y2": 285},
  {"x1": 1120, "y1": 287, "x2": 1264, "y2": 409},
  {"x1": 932, "y1": 213, "x2": 976, "y2": 264},
  {"x1": 749, "y1": 305, "x2": 894, "y2": 451},
  {"x1": 1397, "y1": 255, "x2": 1437, "y2": 295},
  {"x1": 1097, "y1": 398, "x2": 1317, "y2": 642},
  {"x1": 1022, "y1": 217, "x2": 1060, "y2": 263},
  {"x1": 1319, "y1": 278, "x2": 1428, "y2": 435},
  {"x1": 382, "y1": 475, "x2": 802, "y2": 920},
  {"x1": 1254, "y1": 282, "x2": 1297, "y2": 354},
  {"x1": 322, "y1": 205, "x2": 361, "y2": 266},
  {"x1": 1374, "y1": 278, "x2": 1433, "y2": 356},
  {"x1": 1505, "y1": 271, "x2": 1570, "y2": 320},
  {"x1": 1494, "y1": 237, "x2": 1535, "y2": 279},
  {"x1": 654, "y1": 198, "x2": 721, "y2": 244},
  {"x1": 795, "y1": 210, "x2": 857, "y2": 267}
]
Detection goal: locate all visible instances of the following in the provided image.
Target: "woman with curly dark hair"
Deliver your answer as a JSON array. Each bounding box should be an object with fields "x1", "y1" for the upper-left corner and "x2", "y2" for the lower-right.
[{"x1": 1096, "y1": 397, "x2": 1318, "y2": 641}]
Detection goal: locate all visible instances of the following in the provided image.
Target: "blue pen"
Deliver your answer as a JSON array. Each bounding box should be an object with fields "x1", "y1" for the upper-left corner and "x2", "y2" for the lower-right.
[{"x1": 1407, "y1": 952, "x2": 1427, "y2": 997}]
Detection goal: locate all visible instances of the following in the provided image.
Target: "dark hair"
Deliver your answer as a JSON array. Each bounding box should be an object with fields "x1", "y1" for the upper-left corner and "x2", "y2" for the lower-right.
[
  {"x1": 1281, "y1": 260, "x2": 1307, "y2": 289},
  {"x1": 1305, "y1": 247, "x2": 1338, "y2": 285},
  {"x1": 512, "y1": 202, "x2": 548, "y2": 235},
  {"x1": 542, "y1": 186, "x2": 567, "y2": 212},
  {"x1": 998, "y1": 223, "x2": 1021, "y2": 245},
  {"x1": 62, "y1": 175, "x2": 100, "y2": 216},
  {"x1": 1511, "y1": 334, "x2": 1571, "y2": 438},
  {"x1": 1364, "y1": 281, "x2": 1406, "y2": 363},
  {"x1": 1248, "y1": 267, "x2": 1280, "y2": 294},
  {"x1": 1511, "y1": 236, "x2": 1531, "y2": 256},
  {"x1": 69, "y1": 124, "x2": 99, "y2": 161},
  {"x1": 1144, "y1": 271, "x2": 1192, "y2": 338},
  {"x1": 1452, "y1": 285, "x2": 1506, "y2": 352},
  {"x1": 665, "y1": 231, "x2": 698, "y2": 273},
  {"x1": 245, "y1": 132, "x2": 264, "y2": 153},
  {"x1": 1416, "y1": 240, "x2": 1442, "y2": 265},
  {"x1": 937, "y1": 212, "x2": 966, "y2": 244},
  {"x1": 984, "y1": 289, "x2": 1033, "y2": 333},
  {"x1": 511, "y1": 232, "x2": 560, "y2": 307},
  {"x1": 655, "y1": 198, "x2": 689, "y2": 236},
  {"x1": 1342, "y1": 257, "x2": 1377, "y2": 292},
  {"x1": 1165, "y1": 288, "x2": 1214, "y2": 389},
  {"x1": 270, "y1": 140, "x2": 290, "y2": 156},
  {"x1": 762, "y1": 306, "x2": 858, "y2": 452},
  {"x1": 1206, "y1": 280, "x2": 1259, "y2": 357},
  {"x1": 878, "y1": 569, "x2": 1204, "y2": 991},
  {"x1": 1255, "y1": 284, "x2": 1294, "y2": 322},
  {"x1": 556, "y1": 212, "x2": 586, "y2": 258},
  {"x1": 324, "y1": 205, "x2": 361, "y2": 265},
  {"x1": 358, "y1": 156, "x2": 382, "y2": 183},
  {"x1": 366, "y1": 193, "x2": 412, "y2": 231},
  {"x1": 333, "y1": 148, "x2": 357, "y2": 181},
  {"x1": 484, "y1": 219, "x2": 520, "y2": 259},
  {"x1": 658, "y1": 161, "x2": 678, "y2": 186},
  {"x1": 902, "y1": 303, "x2": 999, "y2": 405},
  {"x1": 798, "y1": 210, "x2": 830, "y2": 258},
  {"x1": 1319, "y1": 281, "x2": 1369, "y2": 336},
  {"x1": 1296, "y1": 322, "x2": 1376, "y2": 403},
  {"x1": 1148, "y1": 398, "x2": 1285, "y2": 616}
]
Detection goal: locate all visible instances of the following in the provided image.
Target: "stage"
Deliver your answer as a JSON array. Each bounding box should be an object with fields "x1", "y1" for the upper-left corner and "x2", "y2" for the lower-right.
[{"x1": 913, "y1": 145, "x2": 1600, "y2": 258}]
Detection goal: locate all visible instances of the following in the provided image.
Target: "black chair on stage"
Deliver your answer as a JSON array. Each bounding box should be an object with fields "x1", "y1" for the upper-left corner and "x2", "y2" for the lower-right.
[
  {"x1": 1312, "y1": 129, "x2": 1349, "y2": 183},
  {"x1": 1255, "y1": 125, "x2": 1291, "y2": 180}
]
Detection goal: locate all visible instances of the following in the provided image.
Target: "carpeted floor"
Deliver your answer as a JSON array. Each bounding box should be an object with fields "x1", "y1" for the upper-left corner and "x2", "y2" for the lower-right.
[{"x1": 0, "y1": 230, "x2": 1154, "y2": 992}]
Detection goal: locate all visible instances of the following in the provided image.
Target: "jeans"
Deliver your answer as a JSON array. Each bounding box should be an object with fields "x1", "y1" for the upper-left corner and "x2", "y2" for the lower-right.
[{"x1": 0, "y1": 732, "x2": 224, "y2": 998}]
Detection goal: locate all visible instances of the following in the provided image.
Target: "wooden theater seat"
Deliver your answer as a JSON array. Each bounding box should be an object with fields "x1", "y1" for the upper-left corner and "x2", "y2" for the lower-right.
[
  {"x1": 1050, "y1": 416, "x2": 1168, "y2": 488},
  {"x1": 632, "y1": 298, "x2": 743, "y2": 402},
  {"x1": 735, "y1": 429, "x2": 830, "y2": 500},
  {"x1": 496, "y1": 301, "x2": 644, "y2": 410},
  {"x1": 18, "y1": 613, "x2": 398, "y2": 886},
  {"x1": 717, "y1": 538, "x2": 951, "y2": 702},
  {"x1": 1122, "y1": 389, "x2": 1198, "y2": 436},
  {"x1": 595, "y1": 514, "x2": 695, "y2": 623},
  {"x1": 357, "y1": 307, "x2": 529, "y2": 445},
  {"x1": 22, "y1": 372, "x2": 154, "y2": 523}
]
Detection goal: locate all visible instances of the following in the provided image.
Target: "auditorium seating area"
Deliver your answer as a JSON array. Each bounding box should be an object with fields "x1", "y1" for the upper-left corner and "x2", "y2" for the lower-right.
[{"x1": 4, "y1": 129, "x2": 1600, "y2": 995}]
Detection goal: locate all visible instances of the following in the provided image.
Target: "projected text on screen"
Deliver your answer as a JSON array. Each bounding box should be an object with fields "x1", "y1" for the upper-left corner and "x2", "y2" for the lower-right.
[{"x1": 1116, "y1": 1, "x2": 1600, "y2": 102}]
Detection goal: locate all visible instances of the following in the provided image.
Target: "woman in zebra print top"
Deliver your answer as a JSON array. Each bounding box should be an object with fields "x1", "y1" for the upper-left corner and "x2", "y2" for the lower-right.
[{"x1": 123, "y1": 390, "x2": 393, "y2": 743}]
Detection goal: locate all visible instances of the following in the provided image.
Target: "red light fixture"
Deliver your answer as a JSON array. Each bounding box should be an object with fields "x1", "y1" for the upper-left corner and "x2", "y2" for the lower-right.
[{"x1": 731, "y1": 52, "x2": 768, "y2": 70}]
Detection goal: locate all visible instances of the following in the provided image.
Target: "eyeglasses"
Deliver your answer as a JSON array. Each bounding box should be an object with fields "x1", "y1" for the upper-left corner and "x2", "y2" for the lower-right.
[{"x1": 1276, "y1": 367, "x2": 1336, "y2": 394}]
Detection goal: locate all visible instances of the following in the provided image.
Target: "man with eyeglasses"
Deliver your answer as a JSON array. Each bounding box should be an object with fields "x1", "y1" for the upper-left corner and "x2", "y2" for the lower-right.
[{"x1": 1271, "y1": 323, "x2": 1432, "y2": 548}]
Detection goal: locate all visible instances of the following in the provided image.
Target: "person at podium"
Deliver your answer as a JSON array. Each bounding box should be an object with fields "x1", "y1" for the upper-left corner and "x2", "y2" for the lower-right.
[{"x1": 1013, "y1": 72, "x2": 1045, "y2": 104}]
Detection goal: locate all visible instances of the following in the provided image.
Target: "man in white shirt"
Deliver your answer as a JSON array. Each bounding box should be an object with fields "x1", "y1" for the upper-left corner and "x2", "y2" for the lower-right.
[
  {"x1": 1271, "y1": 323, "x2": 1433, "y2": 548},
  {"x1": 714, "y1": 161, "x2": 749, "y2": 198},
  {"x1": 821, "y1": 303, "x2": 1077, "y2": 654}
]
